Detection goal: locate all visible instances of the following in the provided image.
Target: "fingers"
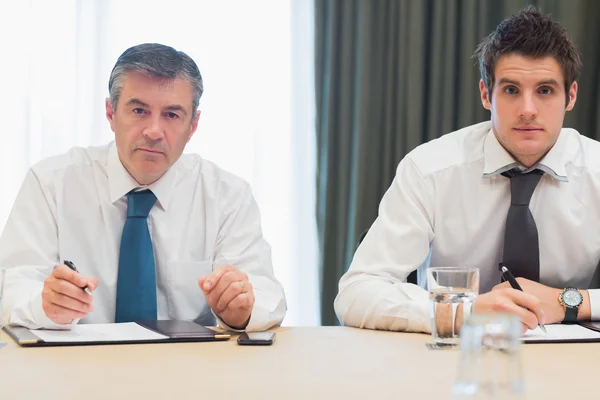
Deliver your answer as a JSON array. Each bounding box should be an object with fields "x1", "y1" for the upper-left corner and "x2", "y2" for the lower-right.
[
  {"x1": 504, "y1": 289, "x2": 544, "y2": 327},
  {"x1": 492, "y1": 281, "x2": 511, "y2": 291},
  {"x1": 215, "y1": 280, "x2": 254, "y2": 313},
  {"x1": 42, "y1": 286, "x2": 92, "y2": 324},
  {"x1": 41, "y1": 302, "x2": 88, "y2": 325},
  {"x1": 51, "y1": 266, "x2": 96, "y2": 303},
  {"x1": 44, "y1": 285, "x2": 94, "y2": 313},
  {"x1": 204, "y1": 270, "x2": 248, "y2": 308},
  {"x1": 214, "y1": 281, "x2": 244, "y2": 313},
  {"x1": 209, "y1": 269, "x2": 247, "y2": 298},
  {"x1": 197, "y1": 265, "x2": 254, "y2": 329},
  {"x1": 479, "y1": 288, "x2": 542, "y2": 330},
  {"x1": 226, "y1": 291, "x2": 255, "y2": 312},
  {"x1": 42, "y1": 265, "x2": 98, "y2": 324},
  {"x1": 491, "y1": 296, "x2": 539, "y2": 330},
  {"x1": 53, "y1": 265, "x2": 88, "y2": 287},
  {"x1": 87, "y1": 277, "x2": 99, "y2": 292},
  {"x1": 198, "y1": 266, "x2": 255, "y2": 315},
  {"x1": 200, "y1": 265, "x2": 238, "y2": 292}
]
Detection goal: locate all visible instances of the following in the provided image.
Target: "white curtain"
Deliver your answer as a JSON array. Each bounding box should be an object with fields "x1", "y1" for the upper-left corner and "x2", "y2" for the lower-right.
[{"x1": 0, "y1": 0, "x2": 319, "y2": 326}]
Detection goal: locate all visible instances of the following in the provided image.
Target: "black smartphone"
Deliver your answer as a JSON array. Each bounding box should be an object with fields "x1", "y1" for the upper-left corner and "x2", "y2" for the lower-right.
[{"x1": 237, "y1": 331, "x2": 276, "y2": 345}]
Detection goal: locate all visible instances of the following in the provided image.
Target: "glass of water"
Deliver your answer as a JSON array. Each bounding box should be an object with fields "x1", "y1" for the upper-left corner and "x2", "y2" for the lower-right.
[
  {"x1": 454, "y1": 313, "x2": 524, "y2": 399},
  {"x1": 427, "y1": 267, "x2": 479, "y2": 345}
]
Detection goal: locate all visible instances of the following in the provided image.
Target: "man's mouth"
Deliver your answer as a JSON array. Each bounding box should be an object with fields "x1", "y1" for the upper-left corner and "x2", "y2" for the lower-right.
[
  {"x1": 137, "y1": 148, "x2": 164, "y2": 154},
  {"x1": 513, "y1": 125, "x2": 543, "y2": 133}
]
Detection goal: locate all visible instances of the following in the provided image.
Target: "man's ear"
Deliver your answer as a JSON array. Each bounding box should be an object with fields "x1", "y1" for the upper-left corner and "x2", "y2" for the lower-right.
[
  {"x1": 566, "y1": 81, "x2": 578, "y2": 111},
  {"x1": 105, "y1": 98, "x2": 116, "y2": 131},
  {"x1": 479, "y1": 80, "x2": 491, "y2": 110},
  {"x1": 187, "y1": 110, "x2": 201, "y2": 143}
]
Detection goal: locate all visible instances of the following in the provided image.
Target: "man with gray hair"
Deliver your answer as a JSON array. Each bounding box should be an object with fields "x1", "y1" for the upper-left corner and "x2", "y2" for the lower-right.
[{"x1": 0, "y1": 43, "x2": 286, "y2": 332}]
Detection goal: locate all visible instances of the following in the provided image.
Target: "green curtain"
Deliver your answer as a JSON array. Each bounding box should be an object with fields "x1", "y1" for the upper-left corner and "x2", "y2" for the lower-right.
[{"x1": 315, "y1": 0, "x2": 600, "y2": 326}]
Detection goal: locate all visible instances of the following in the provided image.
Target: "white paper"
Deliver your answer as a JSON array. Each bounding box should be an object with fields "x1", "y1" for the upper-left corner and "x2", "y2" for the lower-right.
[
  {"x1": 522, "y1": 324, "x2": 600, "y2": 342},
  {"x1": 31, "y1": 323, "x2": 169, "y2": 343}
]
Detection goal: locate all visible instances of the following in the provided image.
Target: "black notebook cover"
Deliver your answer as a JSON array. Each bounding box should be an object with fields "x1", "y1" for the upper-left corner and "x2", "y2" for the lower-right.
[{"x1": 136, "y1": 320, "x2": 230, "y2": 339}]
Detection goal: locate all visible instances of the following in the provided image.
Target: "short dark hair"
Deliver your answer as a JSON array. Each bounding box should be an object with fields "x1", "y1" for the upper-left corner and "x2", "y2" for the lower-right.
[
  {"x1": 474, "y1": 6, "x2": 581, "y2": 106},
  {"x1": 108, "y1": 43, "x2": 203, "y2": 113}
]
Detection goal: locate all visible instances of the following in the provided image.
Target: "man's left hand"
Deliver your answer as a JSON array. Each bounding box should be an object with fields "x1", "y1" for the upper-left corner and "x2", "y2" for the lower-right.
[
  {"x1": 493, "y1": 278, "x2": 571, "y2": 324},
  {"x1": 199, "y1": 265, "x2": 254, "y2": 329}
]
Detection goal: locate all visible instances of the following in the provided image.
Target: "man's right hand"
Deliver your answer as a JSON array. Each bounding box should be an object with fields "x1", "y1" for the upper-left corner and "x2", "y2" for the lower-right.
[
  {"x1": 473, "y1": 287, "x2": 545, "y2": 333},
  {"x1": 42, "y1": 265, "x2": 98, "y2": 324}
]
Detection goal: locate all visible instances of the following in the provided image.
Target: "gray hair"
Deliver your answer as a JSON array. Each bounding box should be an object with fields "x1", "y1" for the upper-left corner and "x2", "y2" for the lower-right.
[{"x1": 108, "y1": 43, "x2": 203, "y2": 114}]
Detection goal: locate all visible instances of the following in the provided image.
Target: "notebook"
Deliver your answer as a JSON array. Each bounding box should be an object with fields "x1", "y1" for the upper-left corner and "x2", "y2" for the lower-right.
[
  {"x1": 3, "y1": 320, "x2": 230, "y2": 347},
  {"x1": 522, "y1": 322, "x2": 600, "y2": 344}
]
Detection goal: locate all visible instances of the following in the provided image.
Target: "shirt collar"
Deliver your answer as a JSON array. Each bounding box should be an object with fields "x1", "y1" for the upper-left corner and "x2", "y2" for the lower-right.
[
  {"x1": 107, "y1": 142, "x2": 178, "y2": 211},
  {"x1": 482, "y1": 128, "x2": 569, "y2": 182}
]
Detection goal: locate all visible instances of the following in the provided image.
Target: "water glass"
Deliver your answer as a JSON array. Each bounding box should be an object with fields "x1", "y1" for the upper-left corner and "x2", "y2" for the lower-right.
[
  {"x1": 427, "y1": 267, "x2": 480, "y2": 345},
  {"x1": 454, "y1": 313, "x2": 524, "y2": 399}
]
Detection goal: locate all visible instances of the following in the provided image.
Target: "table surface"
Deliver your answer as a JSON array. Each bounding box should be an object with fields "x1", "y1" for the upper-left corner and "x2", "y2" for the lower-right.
[{"x1": 0, "y1": 326, "x2": 598, "y2": 399}]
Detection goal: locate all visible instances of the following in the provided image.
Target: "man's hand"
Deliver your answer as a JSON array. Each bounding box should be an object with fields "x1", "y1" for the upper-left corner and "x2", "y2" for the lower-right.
[
  {"x1": 42, "y1": 265, "x2": 98, "y2": 324},
  {"x1": 473, "y1": 287, "x2": 545, "y2": 333},
  {"x1": 199, "y1": 265, "x2": 254, "y2": 329},
  {"x1": 492, "y1": 278, "x2": 591, "y2": 324}
]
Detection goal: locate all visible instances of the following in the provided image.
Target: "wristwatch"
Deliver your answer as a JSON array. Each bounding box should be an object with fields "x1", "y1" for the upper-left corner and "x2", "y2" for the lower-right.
[{"x1": 559, "y1": 288, "x2": 583, "y2": 324}]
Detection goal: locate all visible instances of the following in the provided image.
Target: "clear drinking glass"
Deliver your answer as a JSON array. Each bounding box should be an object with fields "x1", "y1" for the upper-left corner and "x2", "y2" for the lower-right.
[
  {"x1": 427, "y1": 267, "x2": 480, "y2": 345},
  {"x1": 454, "y1": 313, "x2": 524, "y2": 399}
]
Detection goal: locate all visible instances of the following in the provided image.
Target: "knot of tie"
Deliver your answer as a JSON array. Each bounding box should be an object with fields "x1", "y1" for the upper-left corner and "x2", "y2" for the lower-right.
[
  {"x1": 126, "y1": 190, "x2": 157, "y2": 218},
  {"x1": 501, "y1": 168, "x2": 544, "y2": 206}
]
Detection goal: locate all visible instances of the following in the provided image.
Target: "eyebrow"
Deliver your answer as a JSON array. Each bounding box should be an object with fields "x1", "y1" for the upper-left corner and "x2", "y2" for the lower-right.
[
  {"x1": 125, "y1": 98, "x2": 150, "y2": 108},
  {"x1": 163, "y1": 105, "x2": 188, "y2": 116},
  {"x1": 125, "y1": 98, "x2": 189, "y2": 116},
  {"x1": 497, "y1": 78, "x2": 560, "y2": 87}
]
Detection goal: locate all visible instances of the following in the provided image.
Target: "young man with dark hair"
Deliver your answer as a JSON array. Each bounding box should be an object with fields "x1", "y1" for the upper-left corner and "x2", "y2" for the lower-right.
[{"x1": 335, "y1": 6, "x2": 600, "y2": 333}]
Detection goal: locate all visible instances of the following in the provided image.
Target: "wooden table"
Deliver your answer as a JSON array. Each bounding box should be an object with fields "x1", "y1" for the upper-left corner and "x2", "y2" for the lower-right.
[{"x1": 0, "y1": 327, "x2": 597, "y2": 399}]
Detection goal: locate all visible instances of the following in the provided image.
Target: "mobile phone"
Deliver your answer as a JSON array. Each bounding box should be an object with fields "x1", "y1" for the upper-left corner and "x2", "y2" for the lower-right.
[{"x1": 237, "y1": 331, "x2": 276, "y2": 345}]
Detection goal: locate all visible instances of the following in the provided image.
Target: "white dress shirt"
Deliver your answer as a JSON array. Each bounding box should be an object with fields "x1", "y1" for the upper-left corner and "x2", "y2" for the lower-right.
[
  {"x1": 0, "y1": 142, "x2": 286, "y2": 332},
  {"x1": 335, "y1": 121, "x2": 600, "y2": 333}
]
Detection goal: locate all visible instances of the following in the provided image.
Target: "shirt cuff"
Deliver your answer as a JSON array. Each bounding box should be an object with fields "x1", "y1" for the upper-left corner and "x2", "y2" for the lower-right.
[
  {"x1": 587, "y1": 289, "x2": 600, "y2": 321},
  {"x1": 215, "y1": 309, "x2": 273, "y2": 332},
  {"x1": 214, "y1": 313, "x2": 245, "y2": 332},
  {"x1": 214, "y1": 290, "x2": 285, "y2": 332},
  {"x1": 404, "y1": 284, "x2": 431, "y2": 333}
]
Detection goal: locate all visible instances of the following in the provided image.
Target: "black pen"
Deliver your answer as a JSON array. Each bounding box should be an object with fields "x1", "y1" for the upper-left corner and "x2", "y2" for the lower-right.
[
  {"x1": 63, "y1": 260, "x2": 92, "y2": 295},
  {"x1": 500, "y1": 265, "x2": 547, "y2": 334}
]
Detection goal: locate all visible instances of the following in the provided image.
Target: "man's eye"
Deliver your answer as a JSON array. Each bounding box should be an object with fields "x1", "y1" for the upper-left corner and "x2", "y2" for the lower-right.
[
  {"x1": 504, "y1": 86, "x2": 519, "y2": 95},
  {"x1": 166, "y1": 112, "x2": 179, "y2": 119},
  {"x1": 538, "y1": 87, "x2": 553, "y2": 95},
  {"x1": 133, "y1": 108, "x2": 145, "y2": 115}
]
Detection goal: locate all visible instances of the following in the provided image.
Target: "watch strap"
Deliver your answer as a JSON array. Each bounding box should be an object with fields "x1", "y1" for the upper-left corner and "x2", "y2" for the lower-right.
[{"x1": 563, "y1": 305, "x2": 578, "y2": 324}]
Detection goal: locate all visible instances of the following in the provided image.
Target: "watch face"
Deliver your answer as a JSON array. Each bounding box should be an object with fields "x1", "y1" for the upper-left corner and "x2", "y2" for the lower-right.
[{"x1": 563, "y1": 289, "x2": 583, "y2": 307}]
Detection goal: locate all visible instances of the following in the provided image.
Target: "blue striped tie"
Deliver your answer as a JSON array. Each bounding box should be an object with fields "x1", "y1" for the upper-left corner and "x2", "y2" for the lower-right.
[{"x1": 115, "y1": 190, "x2": 158, "y2": 322}]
